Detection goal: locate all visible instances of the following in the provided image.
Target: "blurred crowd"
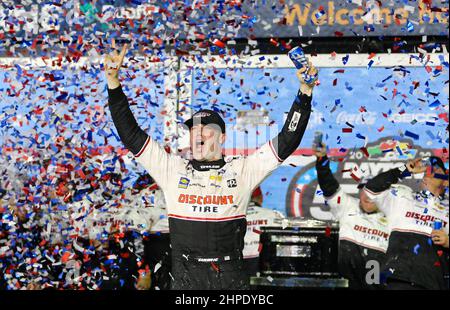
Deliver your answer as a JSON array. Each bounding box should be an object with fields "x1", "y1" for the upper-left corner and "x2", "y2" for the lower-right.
[
  {"x1": 1, "y1": 136, "x2": 448, "y2": 290},
  {"x1": 0, "y1": 138, "x2": 169, "y2": 290}
]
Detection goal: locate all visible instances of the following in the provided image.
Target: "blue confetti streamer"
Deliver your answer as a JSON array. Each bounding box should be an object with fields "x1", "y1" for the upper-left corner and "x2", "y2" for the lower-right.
[
  {"x1": 404, "y1": 130, "x2": 419, "y2": 140},
  {"x1": 413, "y1": 244, "x2": 420, "y2": 255}
]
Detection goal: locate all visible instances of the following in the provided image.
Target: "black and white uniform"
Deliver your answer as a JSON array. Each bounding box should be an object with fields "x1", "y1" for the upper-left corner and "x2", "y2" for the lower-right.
[
  {"x1": 128, "y1": 187, "x2": 171, "y2": 290},
  {"x1": 316, "y1": 155, "x2": 389, "y2": 289},
  {"x1": 364, "y1": 168, "x2": 449, "y2": 290},
  {"x1": 243, "y1": 202, "x2": 285, "y2": 277},
  {"x1": 108, "y1": 86, "x2": 312, "y2": 289}
]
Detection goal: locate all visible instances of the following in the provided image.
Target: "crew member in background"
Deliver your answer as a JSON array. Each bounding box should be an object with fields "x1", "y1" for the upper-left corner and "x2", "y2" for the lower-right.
[
  {"x1": 244, "y1": 187, "x2": 285, "y2": 279},
  {"x1": 314, "y1": 143, "x2": 390, "y2": 289},
  {"x1": 126, "y1": 173, "x2": 171, "y2": 290},
  {"x1": 363, "y1": 157, "x2": 449, "y2": 290}
]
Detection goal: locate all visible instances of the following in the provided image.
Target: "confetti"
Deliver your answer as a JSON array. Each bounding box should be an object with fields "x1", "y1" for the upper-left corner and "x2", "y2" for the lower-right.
[
  {"x1": 360, "y1": 147, "x2": 369, "y2": 158},
  {"x1": 342, "y1": 55, "x2": 349, "y2": 65},
  {"x1": 0, "y1": 0, "x2": 448, "y2": 292},
  {"x1": 406, "y1": 20, "x2": 415, "y2": 32},
  {"x1": 325, "y1": 226, "x2": 331, "y2": 237},
  {"x1": 404, "y1": 130, "x2": 419, "y2": 140},
  {"x1": 212, "y1": 39, "x2": 226, "y2": 49},
  {"x1": 413, "y1": 244, "x2": 420, "y2": 255}
]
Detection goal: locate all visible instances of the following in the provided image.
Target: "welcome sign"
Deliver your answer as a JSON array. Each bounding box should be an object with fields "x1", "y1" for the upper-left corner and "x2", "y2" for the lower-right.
[
  {"x1": 0, "y1": 0, "x2": 447, "y2": 43},
  {"x1": 239, "y1": 0, "x2": 449, "y2": 37}
]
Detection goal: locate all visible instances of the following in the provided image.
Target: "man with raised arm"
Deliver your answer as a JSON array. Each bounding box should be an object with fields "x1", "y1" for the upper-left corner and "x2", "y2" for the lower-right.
[
  {"x1": 363, "y1": 157, "x2": 449, "y2": 290},
  {"x1": 314, "y1": 143, "x2": 389, "y2": 289},
  {"x1": 104, "y1": 41, "x2": 318, "y2": 289}
]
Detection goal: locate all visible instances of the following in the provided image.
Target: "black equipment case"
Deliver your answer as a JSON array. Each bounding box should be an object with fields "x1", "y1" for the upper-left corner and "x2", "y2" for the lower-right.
[{"x1": 259, "y1": 219, "x2": 339, "y2": 277}]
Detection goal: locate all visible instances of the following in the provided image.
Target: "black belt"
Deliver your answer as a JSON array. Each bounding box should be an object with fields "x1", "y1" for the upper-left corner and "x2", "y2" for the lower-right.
[{"x1": 177, "y1": 252, "x2": 243, "y2": 263}]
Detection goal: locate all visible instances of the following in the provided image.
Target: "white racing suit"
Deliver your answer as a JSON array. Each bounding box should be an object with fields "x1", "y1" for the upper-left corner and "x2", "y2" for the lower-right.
[
  {"x1": 364, "y1": 168, "x2": 449, "y2": 290},
  {"x1": 243, "y1": 202, "x2": 285, "y2": 277},
  {"x1": 107, "y1": 85, "x2": 312, "y2": 289},
  {"x1": 316, "y1": 155, "x2": 389, "y2": 289}
]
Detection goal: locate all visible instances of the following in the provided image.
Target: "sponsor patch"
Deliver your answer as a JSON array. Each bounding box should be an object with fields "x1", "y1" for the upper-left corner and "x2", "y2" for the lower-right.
[
  {"x1": 194, "y1": 112, "x2": 211, "y2": 118},
  {"x1": 178, "y1": 177, "x2": 190, "y2": 189},
  {"x1": 209, "y1": 175, "x2": 223, "y2": 182},
  {"x1": 288, "y1": 111, "x2": 301, "y2": 132},
  {"x1": 227, "y1": 179, "x2": 237, "y2": 188}
]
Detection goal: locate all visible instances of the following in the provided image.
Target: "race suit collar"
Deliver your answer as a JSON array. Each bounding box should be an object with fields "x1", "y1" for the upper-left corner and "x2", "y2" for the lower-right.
[{"x1": 190, "y1": 158, "x2": 226, "y2": 171}]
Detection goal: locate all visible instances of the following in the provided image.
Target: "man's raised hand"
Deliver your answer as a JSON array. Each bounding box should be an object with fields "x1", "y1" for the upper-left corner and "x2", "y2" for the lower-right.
[
  {"x1": 313, "y1": 143, "x2": 327, "y2": 158},
  {"x1": 104, "y1": 39, "x2": 128, "y2": 89},
  {"x1": 296, "y1": 58, "x2": 318, "y2": 96}
]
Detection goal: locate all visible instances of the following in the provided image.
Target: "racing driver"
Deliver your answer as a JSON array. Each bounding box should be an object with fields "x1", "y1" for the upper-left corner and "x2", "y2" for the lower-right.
[
  {"x1": 104, "y1": 41, "x2": 318, "y2": 289},
  {"x1": 363, "y1": 157, "x2": 449, "y2": 290}
]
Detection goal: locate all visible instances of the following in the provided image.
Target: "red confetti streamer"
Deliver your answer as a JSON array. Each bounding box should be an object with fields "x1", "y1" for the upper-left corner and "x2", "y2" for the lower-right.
[
  {"x1": 61, "y1": 252, "x2": 72, "y2": 263},
  {"x1": 211, "y1": 262, "x2": 220, "y2": 272},
  {"x1": 360, "y1": 147, "x2": 369, "y2": 158},
  {"x1": 350, "y1": 173, "x2": 361, "y2": 182},
  {"x1": 269, "y1": 38, "x2": 279, "y2": 46},
  {"x1": 325, "y1": 226, "x2": 331, "y2": 237},
  {"x1": 253, "y1": 228, "x2": 262, "y2": 235},
  {"x1": 438, "y1": 113, "x2": 448, "y2": 122},
  {"x1": 77, "y1": 169, "x2": 86, "y2": 180},
  {"x1": 213, "y1": 39, "x2": 226, "y2": 48}
]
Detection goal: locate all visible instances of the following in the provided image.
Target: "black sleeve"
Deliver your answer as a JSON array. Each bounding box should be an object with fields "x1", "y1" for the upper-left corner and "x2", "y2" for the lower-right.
[
  {"x1": 107, "y1": 86, "x2": 148, "y2": 155},
  {"x1": 315, "y1": 155, "x2": 340, "y2": 197},
  {"x1": 271, "y1": 91, "x2": 312, "y2": 161},
  {"x1": 365, "y1": 168, "x2": 404, "y2": 193}
]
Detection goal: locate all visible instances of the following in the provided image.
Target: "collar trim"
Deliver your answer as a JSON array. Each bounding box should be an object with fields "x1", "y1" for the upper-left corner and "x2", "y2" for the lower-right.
[{"x1": 190, "y1": 158, "x2": 226, "y2": 171}]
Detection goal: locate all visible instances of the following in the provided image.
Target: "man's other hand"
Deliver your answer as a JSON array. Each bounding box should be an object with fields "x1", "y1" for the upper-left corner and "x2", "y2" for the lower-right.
[{"x1": 296, "y1": 58, "x2": 318, "y2": 96}]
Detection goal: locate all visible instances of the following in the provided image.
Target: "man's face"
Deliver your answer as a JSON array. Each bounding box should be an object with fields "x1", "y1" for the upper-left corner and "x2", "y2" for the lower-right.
[
  {"x1": 359, "y1": 189, "x2": 376, "y2": 211},
  {"x1": 423, "y1": 166, "x2": 447, "y2": 194},
  {"x1": 189, "y1": 124, "x2": 225, "y2": 161}
]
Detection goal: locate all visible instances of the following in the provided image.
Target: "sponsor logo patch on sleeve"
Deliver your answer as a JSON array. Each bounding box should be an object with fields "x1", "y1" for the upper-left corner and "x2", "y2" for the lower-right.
[{"x1": 178, "y1": 177, "x2": 190, "y2": 189}]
